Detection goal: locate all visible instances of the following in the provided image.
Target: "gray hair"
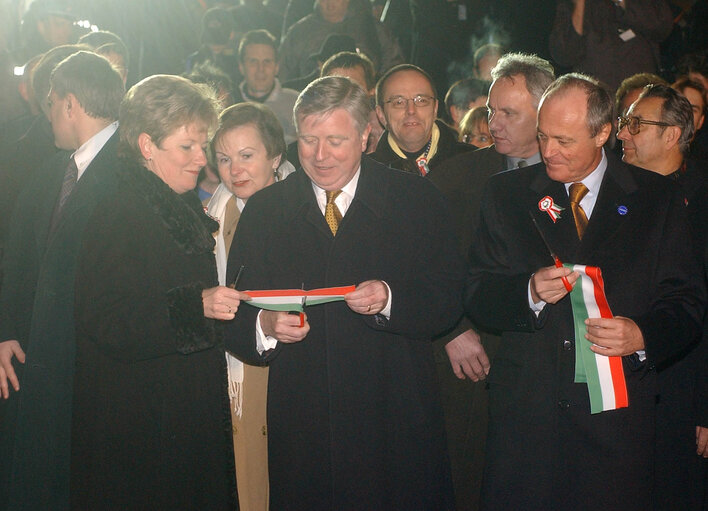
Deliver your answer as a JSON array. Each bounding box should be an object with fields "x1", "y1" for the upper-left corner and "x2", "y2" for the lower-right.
[
  {"x1": 638, "y1": 84, "x2": 695, "y2": 155},
  {"x1": 50, "y1": 51, "x2": 124, "y2": 120},
  {"x1": 490, "y1": 52, "x2": 555, "y2": 107},
  {"x1": 294, "y1": 76, "x2": 371, "y2": 135},
  {"x1": 541, "y1": 73, "x2": 613, "y2": 138}
]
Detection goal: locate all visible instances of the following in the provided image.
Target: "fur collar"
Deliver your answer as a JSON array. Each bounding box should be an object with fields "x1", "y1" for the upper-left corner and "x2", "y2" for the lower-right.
[{"x1": 120, "y1": 160, "x2": 219, "y2": 254}]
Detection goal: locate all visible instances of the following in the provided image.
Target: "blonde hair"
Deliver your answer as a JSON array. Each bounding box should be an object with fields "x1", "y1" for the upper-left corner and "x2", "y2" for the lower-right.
[{"x1": 119, "y1": 74, "x2": 219, "y2": 162}]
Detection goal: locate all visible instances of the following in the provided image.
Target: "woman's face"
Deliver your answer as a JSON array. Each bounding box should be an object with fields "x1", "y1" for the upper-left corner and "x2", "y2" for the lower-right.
[
  {"x1": 214, "y1": 124, "x2": 280, "y2": 201},
  {"x1": 142, "y1": 123, "x2": 209, "y2": 194}
]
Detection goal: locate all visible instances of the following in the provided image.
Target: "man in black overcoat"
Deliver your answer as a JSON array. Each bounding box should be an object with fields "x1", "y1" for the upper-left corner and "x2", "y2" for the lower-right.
[
  {"x1": 616, "y1": 83, "x2": 708, "y2": 510},
  {"x1": 0, "y1": 51, "x2": 125, "y2": 511},
  {"x1": 466, "y1": 73, "x2": 705, "y2": 510},
  {"x1": 225, "y1": 76, "x2": 466, "y2": 510}
]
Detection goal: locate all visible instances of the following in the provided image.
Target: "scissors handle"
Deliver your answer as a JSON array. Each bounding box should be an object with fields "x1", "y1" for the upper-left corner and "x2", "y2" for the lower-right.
[{"x1": 552, "y1": 256, "x2": 573, "y2": 292}]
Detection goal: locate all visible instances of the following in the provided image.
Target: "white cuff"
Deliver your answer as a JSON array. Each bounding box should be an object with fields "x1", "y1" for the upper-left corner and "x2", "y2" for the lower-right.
[
  {"x1": 255, "y1": 309, "x2": 278, "y2": 354},
  {"x1": 528, "y1": 277, "x2": 547, "y2": 317},
  {"x1": 380, "y1": 281, "x2": 392, "y2": 319}
]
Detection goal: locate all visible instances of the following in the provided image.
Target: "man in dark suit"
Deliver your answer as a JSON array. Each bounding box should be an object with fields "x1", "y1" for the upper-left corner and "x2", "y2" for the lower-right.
[
  {"x1": 426, "y1": 53, "x2": 555, "y2": 511},
  {"x1": 371, "y1": 64, "x2": 473, "y2": 176},
  {"x1": 225, "y1": 76, "x2": 466, "y2": 510},
  {"x1": 467, "y1": 73, "x2": 705, "y2": 510},
  {"x1": 617, "y1": 83, "x2": 708, "y2": 510},
  {"x1": 0, "y1": 51, "x2": 124, "y2": 511}
]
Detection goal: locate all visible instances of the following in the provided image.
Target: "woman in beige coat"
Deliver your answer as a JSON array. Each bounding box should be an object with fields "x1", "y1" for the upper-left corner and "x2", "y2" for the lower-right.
[{"x1": 206, "y1": 102, "x2": 294, "y2": 511}]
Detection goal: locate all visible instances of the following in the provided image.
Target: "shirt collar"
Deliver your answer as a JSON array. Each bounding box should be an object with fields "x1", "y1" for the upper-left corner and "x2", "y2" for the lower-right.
[
  {"x1": 311, "y1": 166, "x2": 361, "y2": 216},
  {"x1": 506, "y1": 152, "x2": 542, "y2": 169},
  {"x1": 71, "y1": 121, "x2": 118, "y2": 180},
  {"x1": 563, "y1": 148, "x2": 607, "y2": 197}
]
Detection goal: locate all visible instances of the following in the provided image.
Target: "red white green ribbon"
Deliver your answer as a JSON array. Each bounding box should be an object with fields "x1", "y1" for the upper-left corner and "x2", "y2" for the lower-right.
[
  {"x1": 538, "y1": 195, "x2": 564, "y2": 223},
  {"x1": 244, "y1": 286, "x2": 356, "y2": 312},
  {"x1": 565, "y1": 264, "x2": 629, "y2": 414}
]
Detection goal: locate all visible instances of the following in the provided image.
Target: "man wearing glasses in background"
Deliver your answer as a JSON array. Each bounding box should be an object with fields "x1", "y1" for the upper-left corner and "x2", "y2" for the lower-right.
[
  {"x1": 370, "y1": 64, "x2": 472, "y2": 176},
  {"x1": 617, "y1": 83, "x2": 708, "y2": 511}
]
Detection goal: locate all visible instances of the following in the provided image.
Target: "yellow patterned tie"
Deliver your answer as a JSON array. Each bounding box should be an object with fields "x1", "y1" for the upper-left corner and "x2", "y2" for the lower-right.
[
  {"x1": 569, "y1": 182, "x2": 589, "y2": 239},
  {"x1": 325, "y1": 190, "x2": 343, "y2": 235}
]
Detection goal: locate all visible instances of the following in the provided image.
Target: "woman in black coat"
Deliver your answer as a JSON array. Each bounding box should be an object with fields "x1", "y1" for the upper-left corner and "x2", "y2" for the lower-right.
[{"x1": 70, "y1": 75, "x2": 247, "y2": 510}]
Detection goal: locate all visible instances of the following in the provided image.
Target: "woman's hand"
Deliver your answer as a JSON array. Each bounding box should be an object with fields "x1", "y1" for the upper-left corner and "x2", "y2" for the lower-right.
[{"x1": 202, "y1": 286, "x2": 251, "y2": 320}]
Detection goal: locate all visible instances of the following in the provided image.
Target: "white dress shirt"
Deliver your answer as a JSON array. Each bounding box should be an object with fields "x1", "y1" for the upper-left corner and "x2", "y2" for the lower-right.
[
  {"x1": 256, "y1": 167, "x2": 392, "y2": 353},
  {"x1": 72, "y1": 121, "x2": 118, "y2": 180}
]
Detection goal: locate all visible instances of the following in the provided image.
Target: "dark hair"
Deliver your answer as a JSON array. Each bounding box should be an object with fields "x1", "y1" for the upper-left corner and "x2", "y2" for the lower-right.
[
  {"x1": 200, "y1": 7, "x2": 235, "y2": 46},
  {"x1": 444, "y1": 78, "x2": 489, "y2": 116},
  {"x1": 238, "y1": 29, "x2": 278, "y2": 63},
  {"x1": 211, "y1": 102, "x2": 286, "y2": 163},
  {"x1": 615, "y1": 73, "x2": 667, "y2": 114},
  {"x1": 542, "y1": 73, "x2": 613, "y2": 138},
  {"x1": 50, "y1": 50, "x2": 124, "y2": 120},
  {"x1": 375, "y1": 63, "x2": 436, "y2": 107},
  {"x1": 32, "y1": 44, "x2": 91, "y2": 115},
  {"x1": 185, "y1": 60, "x2": 233, "y2": 97},
  {"x1": 672, "y1": 76, "x2": 706, "y2": 111},
  {"x1": 638, "y1": 84, "x2": 695, "y2": 155},
  {"x1": 321, "y1": 51, "x2": 376, "y2": 90}
]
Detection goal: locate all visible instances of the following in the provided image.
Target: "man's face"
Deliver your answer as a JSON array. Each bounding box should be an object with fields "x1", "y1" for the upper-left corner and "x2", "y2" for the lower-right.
[
  {"x1": 476, "y1": 53, "x2": 500, "y2": 82},
  {"x1": 318, "y1": 0, "x2": 349, "y2": 23},
  {"x1": 537, "y1": 88, "x2": 609, "y2": 183},
  {"x1": 37, "y1": 15, "x2": 73, "y2": 47},
  {"x1": 239, "y1": 43, "x2": 278, "y2": 97},
  {"x1": 297, "y1": 108, "x2": 370, "y2": 191},
  {"x1": 616, "y1": 96, "x2": 672, "y2": 170},
  {"x1": 376, "y1": 70, "x2": 438, "y2": 153},
  {"x1": 680, "y1": 86, "x2": 706, "y2": 131},
  {"x1": 47, "y1": 90, "x2": 73, "y2": 150},
  {"x1": 487, "y1": 75, "x2": 539, "y2": 158}
]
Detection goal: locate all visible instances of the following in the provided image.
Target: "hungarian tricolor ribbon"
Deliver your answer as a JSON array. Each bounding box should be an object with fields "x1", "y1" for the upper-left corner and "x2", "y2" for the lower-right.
[
  {"x1": 243, "y1": 285, "x2": 356, "y2": 312},
  {"x1": 538, "y1": 195, "x2": 563, "y2": 223},
  {"x1": 565, "y1": 264, "x2": 629, "y2": 414}
]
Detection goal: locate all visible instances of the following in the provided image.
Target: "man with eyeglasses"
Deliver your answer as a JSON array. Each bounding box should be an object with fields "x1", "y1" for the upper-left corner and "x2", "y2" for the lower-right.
[
  {"x1": 370, "y1": 64, "x2": 472, "y2": 177},
  {"x1": 617, "y1": 83, "x2": 708, "y2": 511},
  {"x1": 467, "y1": 74, "x2": 704, "y2": 510}
]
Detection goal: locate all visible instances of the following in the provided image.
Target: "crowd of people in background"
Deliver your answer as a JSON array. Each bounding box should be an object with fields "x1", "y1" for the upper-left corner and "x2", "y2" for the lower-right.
[{"x1": 0, "y1": 0, "x2": 707, "y2": 510}]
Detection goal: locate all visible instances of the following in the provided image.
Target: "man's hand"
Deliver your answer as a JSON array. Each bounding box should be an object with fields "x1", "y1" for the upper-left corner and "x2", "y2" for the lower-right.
[
  {"x1": 0, "y1": 340, "x2": 25, "y2": 399},
  {"x1": 530, "y1": 265, "x2": 579, "y2": 304},
  {"x1": 260, "y1": 310, "x2": 309, "y2": 343},
  {"x1": 696, "y1": 426, "x2": 708, "y2": 457},
  {"x1": 345, "y1": 280, "x2": 388, "y2": 315},
  {"x1": 584, "y1": 316, "x2": 644, "y2": 356},
  {"x1": 445, "y1": 329, "x2": 490, "y2": 381},
  {"x1": 202, "y1": 286, "x2": 251, "y2": 320}
]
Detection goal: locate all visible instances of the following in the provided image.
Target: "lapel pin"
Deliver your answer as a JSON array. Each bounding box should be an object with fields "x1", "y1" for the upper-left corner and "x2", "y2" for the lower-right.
[
  {"x1": 538, "y1": 196, "x2": 563, "y2": 223},
  {"x1": 617, "y1": 205, "x2": 628, "y2": 216}
]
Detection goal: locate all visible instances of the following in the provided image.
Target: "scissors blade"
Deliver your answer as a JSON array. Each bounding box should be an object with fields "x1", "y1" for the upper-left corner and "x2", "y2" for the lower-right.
[{"x1": 529, "y1": 212, "x2": 558, "y2": 259}]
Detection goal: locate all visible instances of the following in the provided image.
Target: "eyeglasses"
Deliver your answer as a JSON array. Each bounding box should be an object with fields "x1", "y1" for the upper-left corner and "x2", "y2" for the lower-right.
[
  {"x1": 617, "y1": 115, "x2": 674, "y2": 135},
  {"x1": 384, "y1": 95, "x2": 435, "y2": 109}
]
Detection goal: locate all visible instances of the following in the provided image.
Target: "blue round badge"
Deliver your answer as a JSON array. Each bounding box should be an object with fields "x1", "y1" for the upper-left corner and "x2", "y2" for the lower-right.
[{"x1": 617, "y1": 205, "x2": 628, "y2": 216}]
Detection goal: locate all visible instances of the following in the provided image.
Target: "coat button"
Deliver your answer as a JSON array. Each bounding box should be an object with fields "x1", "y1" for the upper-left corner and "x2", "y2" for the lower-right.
[
  {"x1": 563, "y1": 340, "x2": 573, "y2": 350},
  {"x1": 557, "y1": 399, "x2": 570, "y2": 410}
]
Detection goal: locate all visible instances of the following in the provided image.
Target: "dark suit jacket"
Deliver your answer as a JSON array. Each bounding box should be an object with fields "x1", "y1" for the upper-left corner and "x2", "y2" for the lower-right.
[
  {"x1": 0, "y1": 132, "x2": 120, "y2": 511},
  {"x1": 466, "y1": 154, "x2": 705, "y2": 511},
  {"x1": 370, "y1": 119, "x2": 474, "y2": 176},
  {"x1": 225, "y1": 156, "x2": 466, "y2": 510}
]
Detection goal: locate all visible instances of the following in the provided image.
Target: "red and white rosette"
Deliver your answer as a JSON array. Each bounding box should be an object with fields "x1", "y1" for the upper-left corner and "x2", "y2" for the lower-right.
[{"x1": 538, "y1": 195, "x2": 564, "y2": 223}]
